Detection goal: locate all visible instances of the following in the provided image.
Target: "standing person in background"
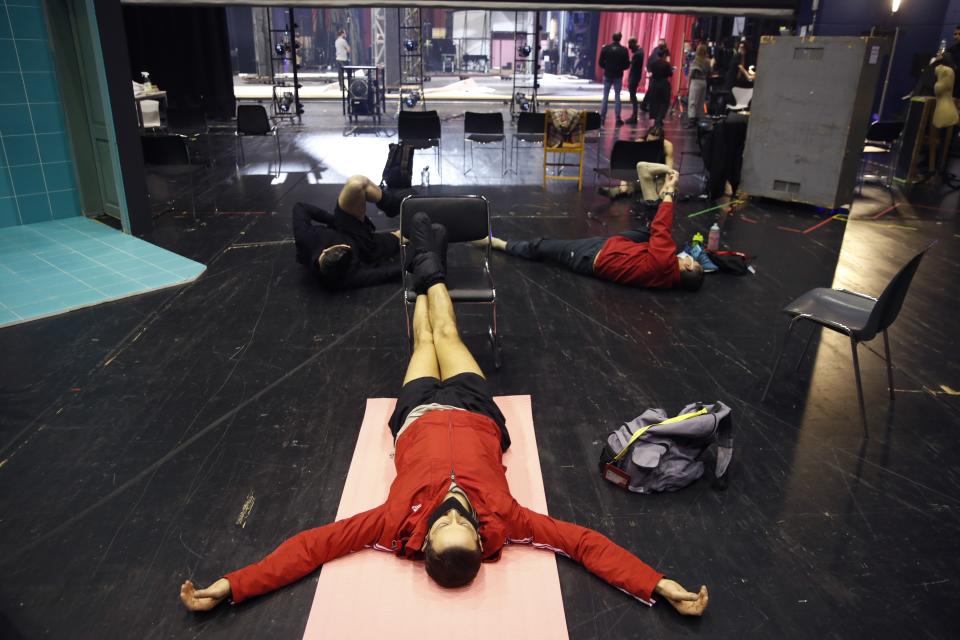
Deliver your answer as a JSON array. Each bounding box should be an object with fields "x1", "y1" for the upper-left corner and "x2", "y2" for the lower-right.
[
  {"x1": 946, "y1": 25, "x2": 960, "y2": 97},
  {"x1": 686, "y1": 44, "x2": 712, "y2": 127},
  {"x1": 641, "y1": 38, "x2": 670, "y2": 113},
  {"x1": 713, "y1": 39, "x2": 733, "y2": 78},
  {"x1": 625, "y1": 38, "x2": 646, "y2": 125},
  {"x1": 647, "y1": 54, "x2": 673, "y2": 128},
  {"x1": 598, "y1": 32, "x2": 631, "y2": 126},
  {"x1": 725, "y1": 41, "x2": 755, "y2": 92},
  {"x1": 335, "y1": 29, "x2": 351, "y2": 92}
]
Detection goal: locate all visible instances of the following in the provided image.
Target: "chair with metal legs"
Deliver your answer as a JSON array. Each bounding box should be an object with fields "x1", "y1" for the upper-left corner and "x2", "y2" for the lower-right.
[
  {"x1": 583, "y1": 111, "x2": 603, "y2": 186},
  {"x1": 463, "y1": 112, "x2": 506, "y2": 176},
  {"x1": 141, "y1": 134, "x2": 209, "y2": 219},
  {"x1": 398, "y1": 110, "x2": 443, "y2": 184},
  {"x1": 760, "y1": 243, "x2": 934, "y2": 436},
  {"x1": 399, "y1": 195, "x2": 501, "y2": 369},
  {"x1": 510, "y1": 112, "x2": 545, "y2": 174},
  {"x1": 236, "y1": 104, "x2": 281, "y2": 175}
]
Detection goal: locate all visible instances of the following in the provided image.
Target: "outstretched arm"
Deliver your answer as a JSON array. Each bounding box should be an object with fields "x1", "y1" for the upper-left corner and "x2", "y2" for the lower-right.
[
  {"x1": 179, "y1": 504, "x2": 385, "y2": 611},
  {"x1": 509, "y1": 503, "x2": 708, "y2": 616}
]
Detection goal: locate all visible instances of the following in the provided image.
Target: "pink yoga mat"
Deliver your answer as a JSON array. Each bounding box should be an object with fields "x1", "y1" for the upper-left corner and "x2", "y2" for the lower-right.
[{"x1": 302, "y1": 395, "x2": 568, "y2": 639}]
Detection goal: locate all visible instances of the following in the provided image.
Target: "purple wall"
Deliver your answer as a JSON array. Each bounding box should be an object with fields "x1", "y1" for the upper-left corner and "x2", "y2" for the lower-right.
[{"x1": 798, "y1": 0, "x2": 952, "y2": 118}]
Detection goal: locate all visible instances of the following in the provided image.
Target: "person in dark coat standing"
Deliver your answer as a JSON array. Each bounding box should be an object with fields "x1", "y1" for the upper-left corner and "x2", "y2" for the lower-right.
[
  {"x1": 646, "y1": 54, "x2": 674, "y2": 127},
  {"x1": 625, "y1": 38, "x2": 645, "y2": 125},
  {"x1": 598, "y1": 32, "x2": 631, "y2": 126},
  {"x1": 641, "y1": 38, "x2": 670, "y2": 113}
]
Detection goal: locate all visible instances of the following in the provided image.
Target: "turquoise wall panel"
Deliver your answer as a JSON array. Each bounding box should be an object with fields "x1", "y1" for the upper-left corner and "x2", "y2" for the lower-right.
[{"x1": 0, "y1": 0, "x2": 81, "y2": 228}]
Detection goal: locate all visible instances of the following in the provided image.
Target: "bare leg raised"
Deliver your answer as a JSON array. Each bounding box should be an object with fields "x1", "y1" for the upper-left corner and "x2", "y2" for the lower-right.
[
  {"x1": 403, "y1": 294, "x2": 441, "y2": 385},
  {"x1": 427, "y1": 283, "x2": 484, "y2": 380}
]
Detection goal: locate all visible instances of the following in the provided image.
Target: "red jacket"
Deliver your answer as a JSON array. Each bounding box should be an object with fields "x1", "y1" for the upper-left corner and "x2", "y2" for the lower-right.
[
  {"x1": 593, "y1": 200, "x2": 680, "y2": 288},
  {"x1": 225, "y1": 410, "x2": 664, "y2": 604}
]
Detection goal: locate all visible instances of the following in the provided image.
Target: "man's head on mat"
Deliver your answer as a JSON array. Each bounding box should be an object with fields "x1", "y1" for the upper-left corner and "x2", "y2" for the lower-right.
[
  {"x1": 423, "y1": 493, "x2": 483, "y2": 588},
  {"x1": 677, "y1": 255, "x2": 705, "y2": 291},
  {"x1": 317, "y1": 244, "x2": 352, "y2": 282}
]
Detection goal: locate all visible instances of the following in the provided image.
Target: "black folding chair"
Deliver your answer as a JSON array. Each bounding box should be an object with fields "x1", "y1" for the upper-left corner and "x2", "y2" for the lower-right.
[
  {"x1": 463, "y1": 112, "x2": 506, "y2": 176},
  {"x1": 583, "y1": 111, "x2": 603, "y2": 185},
  {"x1": 167, "y1": 105, "x2": 211, "y2": 166},
  {"x1": 594, "y1": 139, "x2": 666, "y2": 186},
  {"x1": 398, "y1": 110, "x2": 443, "y2": 184},
  {"x1": 141, "y1": 134, "x2": 208, "y2": 219},
  {"x1": 399, "y1": 195, "x2": 501, "y2": 369},
  {"x1": 510, "y1": 112, "x2": 545, "y2": 174},
  {"x1": 761, "y1": 243, "x2": 934, "y2": 436},
  {"x1": 236, "y1": 104, "x2": 281, "y2": 175},
  {"x1": 857, "y1": 120, "x2": 904, "y2": 196}
]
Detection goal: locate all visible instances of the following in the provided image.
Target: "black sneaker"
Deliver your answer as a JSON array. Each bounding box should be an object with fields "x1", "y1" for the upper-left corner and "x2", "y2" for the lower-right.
[
  {"x1": 624, "y1": 117, "x2": 638, "y2": 125},
  {"x1": 408, "y1": 211, "x2": 433, "y2": 255},
  {"x1": 430, "y1": 223, "x2": 448, "y2": 275},
  {"x1": 408, "y1": 251, "x2": 445, "y2": 294},
  {"x1": 615, "y1": 119, "x2": 624, "y2": 126},
  {"x1": 378, "y1": 189, "x2": 404, "y2": 218}
]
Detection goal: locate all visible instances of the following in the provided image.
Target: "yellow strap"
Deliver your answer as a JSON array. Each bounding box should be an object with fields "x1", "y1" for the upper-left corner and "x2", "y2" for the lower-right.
[{"x1": 611, "y1": 408, "x2": 709, "y2": 462}]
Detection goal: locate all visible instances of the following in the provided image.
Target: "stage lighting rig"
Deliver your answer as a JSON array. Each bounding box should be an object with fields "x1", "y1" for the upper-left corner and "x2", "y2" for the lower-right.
[{"x1": 404, "y1": 90, "x2": 421, "y2": 108}]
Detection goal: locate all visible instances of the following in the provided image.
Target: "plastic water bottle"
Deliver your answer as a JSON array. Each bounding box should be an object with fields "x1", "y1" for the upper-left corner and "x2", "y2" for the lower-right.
[
  {"x1": 421, "y1": 166, "x2": 430, "y2": 187},
  {"x1": 707, "y1": 222, "x2": 720, "y2": 251}
]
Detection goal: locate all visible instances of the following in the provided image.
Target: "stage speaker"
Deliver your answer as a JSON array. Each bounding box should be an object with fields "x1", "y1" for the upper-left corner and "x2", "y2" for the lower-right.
[
  {"x1": 741, "y1": 36, "x2": 887, "y2": 209},
  {"x1": 349, "y1": 77, "x2": 373, "y2": 115}
]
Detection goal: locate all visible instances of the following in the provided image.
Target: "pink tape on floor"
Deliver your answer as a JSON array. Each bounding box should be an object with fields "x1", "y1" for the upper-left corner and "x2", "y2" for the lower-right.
[{"x1": 301, "y1": 396, "x2": 568, "y2": 639}]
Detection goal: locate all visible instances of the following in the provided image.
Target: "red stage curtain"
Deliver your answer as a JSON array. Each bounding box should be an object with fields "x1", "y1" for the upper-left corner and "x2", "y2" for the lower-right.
[{"x1": 595, "y1": 12, "x2": 695, "y2": 97}]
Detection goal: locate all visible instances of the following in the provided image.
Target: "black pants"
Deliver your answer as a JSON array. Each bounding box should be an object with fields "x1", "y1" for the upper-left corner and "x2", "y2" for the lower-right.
[
  {"x1": 628, "y1": 81, "x2": 640, "y2": 118},
  {"x1": 505, "y1": 230, "x2": 651, "y2": 276},
  {"x1": 337, "y1": 62, "x2": 346, "y2": 90}
]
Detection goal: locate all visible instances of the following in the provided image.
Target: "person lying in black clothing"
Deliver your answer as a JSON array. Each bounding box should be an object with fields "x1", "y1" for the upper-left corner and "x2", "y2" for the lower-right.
[{"x1": 292, "y1": 175, "x2": 409, "y2": 291}]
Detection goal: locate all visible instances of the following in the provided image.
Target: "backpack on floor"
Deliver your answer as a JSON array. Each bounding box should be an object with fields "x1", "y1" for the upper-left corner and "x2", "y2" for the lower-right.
[
  {"x1": 599, "y1": 402, "x2": 733, "y2": 494},
  {"x1": 708, "y1": 250, "x2": 754, "y2": 275},
  {"x1": 381, "y1": 143, "x2": 414, "y2": 189}
]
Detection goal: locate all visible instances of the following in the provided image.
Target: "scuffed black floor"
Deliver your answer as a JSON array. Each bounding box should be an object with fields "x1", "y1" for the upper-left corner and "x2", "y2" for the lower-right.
[{"x1": 2, "y1": 105, "x2": 959, "y2": 639}]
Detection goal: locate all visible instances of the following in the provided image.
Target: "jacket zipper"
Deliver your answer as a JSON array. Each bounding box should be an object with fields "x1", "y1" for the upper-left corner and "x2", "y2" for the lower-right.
[{"x1": 447, "y1": 414, "x2": 456, "y2": 483}]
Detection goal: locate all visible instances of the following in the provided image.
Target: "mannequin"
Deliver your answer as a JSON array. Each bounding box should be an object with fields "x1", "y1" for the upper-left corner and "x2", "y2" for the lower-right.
[{"x1": 932, "y1": 64, "x2": 959, "y2": 128}]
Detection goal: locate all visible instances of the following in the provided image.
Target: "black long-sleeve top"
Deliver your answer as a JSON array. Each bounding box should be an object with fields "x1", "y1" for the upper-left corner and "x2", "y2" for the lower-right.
[{"x1": 292, "y1": 203, "x2": 401, "y2": 291}]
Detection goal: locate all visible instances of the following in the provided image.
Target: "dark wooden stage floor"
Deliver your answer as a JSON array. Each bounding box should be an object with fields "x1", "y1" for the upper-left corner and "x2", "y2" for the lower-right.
[{"x1": 2, "y1": 105, "x2": 959, "y2": 639}]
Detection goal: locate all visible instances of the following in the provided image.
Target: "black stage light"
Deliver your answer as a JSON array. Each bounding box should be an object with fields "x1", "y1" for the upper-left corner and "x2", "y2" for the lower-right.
[
  {"x1": 275, "y1": 43, "x2": 285, "y2": 56},
  {"x1": 279, "y1": 91, "x2": 294, "y2": 113},
  {"x1": 404, "y1": 90, "x2": 421, "y2": 108},
  {"x1": 514, "y1": 91, "x2": 531, "y2": 112},
  {"x1": 518, "y1": 43, "x2": 532, "y2": 58},
  {"x1": 404, "y1": 38, "x2": 418, "y2": 52}
]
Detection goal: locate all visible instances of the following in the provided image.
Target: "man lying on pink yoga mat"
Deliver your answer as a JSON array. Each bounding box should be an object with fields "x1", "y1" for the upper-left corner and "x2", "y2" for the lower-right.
[{"x1": 180, "y1": 212, "x2": 709, "y2": 617}]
